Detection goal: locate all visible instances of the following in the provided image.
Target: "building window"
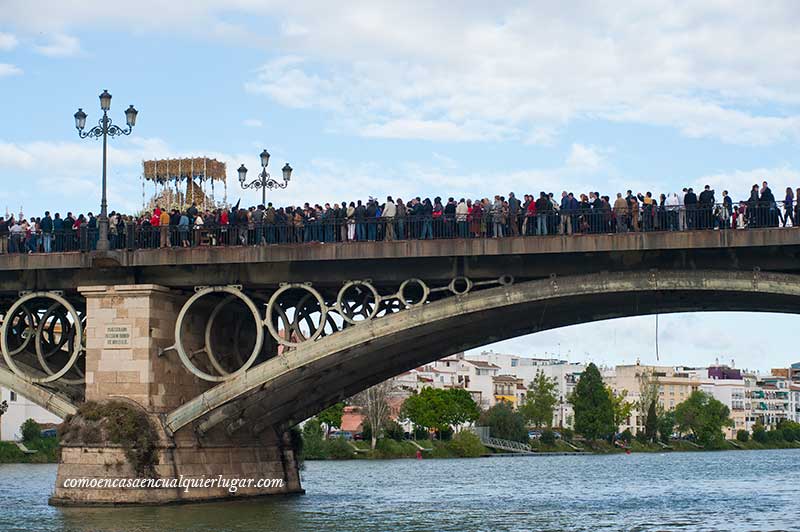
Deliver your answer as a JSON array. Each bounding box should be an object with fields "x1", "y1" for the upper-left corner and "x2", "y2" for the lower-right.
[
  {"x1": 511, "y1": 359, "x2": 518, "y2": 367},
  {"x1": 10, "y1": 391, "x2": 17, "y2": 402}
]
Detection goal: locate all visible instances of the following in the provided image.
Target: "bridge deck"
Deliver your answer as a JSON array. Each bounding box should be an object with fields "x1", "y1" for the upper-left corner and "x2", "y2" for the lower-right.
[{"x1": 1, "y1": 228, "x2": 799, "y2": 292}]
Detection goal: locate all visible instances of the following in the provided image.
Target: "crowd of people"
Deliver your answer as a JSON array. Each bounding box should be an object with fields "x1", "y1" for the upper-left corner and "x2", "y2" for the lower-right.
[{"x1": 0, "y1": 181, "x2": 795, "y2": 253}]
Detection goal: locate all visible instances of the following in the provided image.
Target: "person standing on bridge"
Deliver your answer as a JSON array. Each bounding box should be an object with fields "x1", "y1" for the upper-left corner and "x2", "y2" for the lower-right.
[
  {"x1": 159, "y1": 207, "x2": 171, "y2": 248},
  {"x1": 41, "y1": 211, "x2": 53, "y2": 253},
  {"x1": 383, "y1": 196, "x2": 396, "y2": 241},
  {"x1": 782, "y1": 187, "x2": 794, "y2": 227}
]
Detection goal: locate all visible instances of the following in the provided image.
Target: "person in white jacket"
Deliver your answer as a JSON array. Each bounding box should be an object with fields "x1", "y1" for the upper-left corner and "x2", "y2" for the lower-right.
[
  {"x1": 382, "y1": 196, "x2": 396, "y2": 241},
  {"x1": 456, "y1": 198, "x2": 469, "y2": 238}
]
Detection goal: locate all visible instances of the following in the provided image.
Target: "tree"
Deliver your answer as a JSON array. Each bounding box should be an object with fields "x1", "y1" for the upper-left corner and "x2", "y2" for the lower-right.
[
  {"x1": 644, "y1": 400, "x2": 659, "y2": 443},
  {"x1": 657, "y1": 410, "x2": 675, "y2": 443},
  {"x1": 317, "y1": 402, "x2": 345, "y2": 439},
  {"x1": 479, "y1": 401, "x2": 528, "y2": 442},
  {"x1": 752, "y1": 422, "x2": 768, "y2": 443},
  {"x1": 400, "y1": 387, "x2": 479, "y2": 437},
  {"x1": 20, "y1": 418, "x2": 41, "y2": 442},
  {"x1": 674, "y1": 390, "x2": 733, "y2": 449},
  {"x1": 352, "y1": 380, "x2": 395, "y2": 450},
  {"x1": 569, "y1": 363, "x2": 615, "y2": 440},
  {"x1": 520, "y1": 370, "x2": 558, "y2": 428},
  {"x1": 736, "y1": 429, "x2": 749, "y2": 442},
  {"x1": 607, "y1": 387, "x2": 634, "y2": 431}
]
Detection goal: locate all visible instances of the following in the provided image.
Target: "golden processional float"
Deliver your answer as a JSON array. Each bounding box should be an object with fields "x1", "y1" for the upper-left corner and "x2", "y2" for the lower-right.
[{"x1": 141, "y1": 157, "x2": 229, "y2": 213}]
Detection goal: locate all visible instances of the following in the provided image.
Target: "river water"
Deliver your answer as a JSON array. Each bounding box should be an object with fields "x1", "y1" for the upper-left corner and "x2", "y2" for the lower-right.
[{"x1": 0, "y1": 450, "x2": 797, "y2": 532}]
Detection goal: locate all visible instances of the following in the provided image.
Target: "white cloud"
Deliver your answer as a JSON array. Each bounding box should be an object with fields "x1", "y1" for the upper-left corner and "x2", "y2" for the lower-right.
[
  {"x1": 243, "y1": 119, "x2": 263, "y2": 128},
  {"x1": 4, "y1": 2, "x2": 800, "y2": 144},
  {"x1": 566, "y1": 144, "x2": 604, "y2": 171},
  {"x1": 0, "y1": 32, "x2": 18, "y2": 51},
  {"x1": 34, "y1": 33, "x2": 81, "y2": 57},
  {"x1": 0, "y1": 64, "x2": 23, "y2": 77}
]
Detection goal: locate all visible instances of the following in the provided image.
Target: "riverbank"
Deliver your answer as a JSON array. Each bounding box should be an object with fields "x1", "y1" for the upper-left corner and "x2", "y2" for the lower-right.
[
  {"x1": 302, "y1": 436, "x2": 800, "y2": 460},
  {"x1": 0, "y1": 437, "x2": 59, "y2": 464}
]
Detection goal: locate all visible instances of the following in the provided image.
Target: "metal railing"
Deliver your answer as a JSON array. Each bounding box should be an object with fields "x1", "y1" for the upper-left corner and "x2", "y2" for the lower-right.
[{"x1": 0, "y1": 200, "x2": 794, "y2": 254}]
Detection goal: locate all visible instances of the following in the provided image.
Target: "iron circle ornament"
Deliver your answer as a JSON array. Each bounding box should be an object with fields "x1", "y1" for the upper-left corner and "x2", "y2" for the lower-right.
[
  {"x1": 174, "y1": 286, "x2": 264, "y2": 382},
  {"x1": 0, "y1": 292, "x2": 84, "y2": 384},
  {"x1": 265, "y1": 283, "x2": 329, "y2": 347},
  {"x1": 336, "y1": 281, "x2": 381, "y2": 325},
  {"x1": 448, "y1": 276, "x2": 473, "y2": 296},
  {"x1": 398, "y1": 278, "x2": 430, "y2": 308},
  {"x1": 34, "y1": 302, "x2": 84, "y2": 385}
]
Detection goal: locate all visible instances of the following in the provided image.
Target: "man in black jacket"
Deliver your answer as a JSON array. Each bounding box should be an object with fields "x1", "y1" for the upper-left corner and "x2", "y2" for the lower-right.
[
  {"x1": 698, "y1": 185, "x2": 715, "y2": 229},
  {"x1": 41, "y1": 211, "x2": 53, "y2": 252},
  {"x1": 684, "y1": 188, "x2": 698, "y2": 229}
]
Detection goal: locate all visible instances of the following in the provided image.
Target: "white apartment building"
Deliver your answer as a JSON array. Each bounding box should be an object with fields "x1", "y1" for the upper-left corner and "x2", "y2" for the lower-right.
[{"x1": 0, "y1": 387, "x2": 62, "y2": 441}]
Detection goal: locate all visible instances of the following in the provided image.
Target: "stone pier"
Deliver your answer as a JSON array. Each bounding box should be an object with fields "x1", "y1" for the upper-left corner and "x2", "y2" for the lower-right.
[{"x1": 50, "y1": 284, "x2": 302, "y2": 506}]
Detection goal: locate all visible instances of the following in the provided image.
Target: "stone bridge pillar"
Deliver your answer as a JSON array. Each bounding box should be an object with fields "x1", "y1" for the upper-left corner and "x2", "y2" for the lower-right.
[{"x1": 50, "y1": 284, "x2": 302, "y2": 506}]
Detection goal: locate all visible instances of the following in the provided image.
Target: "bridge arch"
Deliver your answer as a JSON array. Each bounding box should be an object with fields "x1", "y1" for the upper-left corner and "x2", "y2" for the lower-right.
[{"x1": 165, "y1": 269, "x2": 800, "y2": 435}]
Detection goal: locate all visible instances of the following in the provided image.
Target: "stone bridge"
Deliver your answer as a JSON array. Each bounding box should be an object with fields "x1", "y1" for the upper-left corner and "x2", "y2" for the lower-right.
[{"x1": 1, "y1": 228, "x2": 800, "y2": 504}]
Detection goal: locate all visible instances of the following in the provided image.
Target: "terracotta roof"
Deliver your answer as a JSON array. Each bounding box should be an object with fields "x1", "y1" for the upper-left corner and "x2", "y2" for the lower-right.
[
  {"x1": 465, "y1": 359, "x2": 500, "y2": 369},
  {"x1": 492, "y1": 374, "x2": 521, "y2": 382}
]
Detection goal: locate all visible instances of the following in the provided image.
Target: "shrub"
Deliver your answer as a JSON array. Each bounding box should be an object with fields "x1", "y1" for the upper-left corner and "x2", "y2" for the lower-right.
[
  {"x1": 766, "y1": 430, "x2": 784, "y2": 443},
  {"x1": 781, "y1": 428, "x2": 796, "y2": 442},
  {"x1": 20, "y1": 419, "x2": 41, "y2": 443},
  {"x1": 448, "y1": 431, "x2": 486, "y2": 458},
  {"x1": 560, "y1": 428, "x2": 574, "y2": 442},
  {"x1": 413, "y1": 426, "x2": 430, "y2": 440},
  {"x1": 752, "y1": 423, "x2": 768, "y2": 443},
  {"x1": 540, "y1": 429, "x2": 556, "y2": 445},
  {"x1": 325, "y1": 438, "x2": 355, "y2": 459},
  {"x1": 436, "y1": 427, "x2": 453, "y2": 441},
  {"x1": 736, "y1": 429, "x2": 749, "y2": 442},
  {"x1": 60, "y1": 401, "x2": 159, "y2": 477},
  {"x1": 619, "y1": 429, "x2": 633, "y2": 444},
  {"x1": 384, "y1": 420, "x2": 405, "y2": 441},
  {"x1": 635, "y1": 430, "x2": 647, "y2": 444}
]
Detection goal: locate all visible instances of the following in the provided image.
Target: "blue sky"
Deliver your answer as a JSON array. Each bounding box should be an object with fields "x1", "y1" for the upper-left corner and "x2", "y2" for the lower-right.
[{"x1": 1, "y1": 1, "x2": 799, "y2": 372}]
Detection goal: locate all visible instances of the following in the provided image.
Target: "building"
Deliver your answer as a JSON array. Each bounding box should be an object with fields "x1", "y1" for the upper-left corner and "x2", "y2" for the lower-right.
[
  {"x1": 605, "y1": 363, "x2": 702, "y2": 435},
  {"x1": 752, "y1": 375, "x2": 790, "y2": 428},
  {"x1": 0, "y1": 387, "x2": 62, "y2": 441}
]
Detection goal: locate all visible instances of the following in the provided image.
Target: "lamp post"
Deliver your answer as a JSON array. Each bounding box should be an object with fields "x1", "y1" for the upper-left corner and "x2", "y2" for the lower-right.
[
  {"x1": 237, "y1": 149, "x2": 292, "y2": 206},
  {"x1": 73, "y1": 90, "x2": 138, "y2": 251}
]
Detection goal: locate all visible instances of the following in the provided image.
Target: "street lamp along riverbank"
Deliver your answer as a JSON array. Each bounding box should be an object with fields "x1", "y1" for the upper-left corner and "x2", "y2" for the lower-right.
[
  {"x1": 74, "y1": 90, "x2": 138, "y2": 252},
  {"x1": 237, "y1": 149, "x2": 293, "y2": 206}
]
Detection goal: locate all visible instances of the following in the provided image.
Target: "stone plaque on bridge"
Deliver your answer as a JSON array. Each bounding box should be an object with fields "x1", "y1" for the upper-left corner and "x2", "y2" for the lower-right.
[{"x1": 103, "y1": 324, "x2": 132, "y2": 349}]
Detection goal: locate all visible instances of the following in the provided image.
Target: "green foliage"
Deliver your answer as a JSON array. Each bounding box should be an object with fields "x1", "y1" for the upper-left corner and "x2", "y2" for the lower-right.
[
  {"x1": 608, "y1": 387, "x2": 634, "y2": 430},
  {"x1": 413, "y1": 426, "x2": 430, "y2": 440},
  {"x1": 560, "y1": 428, "x2": 574, "y2": 441},
  {"x1": 540, "y1": 429, "x2": 556, "y2": 445},
  {"x1": 674, "y1": 391, "x2": 733, "y2": 449},
  {"x1": 752, "y1": 423, "x2": 768, "y2": 443},
  {"x1": 384, "y1": 420, "x2": 405, "y2": 441},
  {"x1": 20, "y1": 419, "x2": 41, "y2": 443},
  {"x1": 60, "y1": 401, "x2": 159, "y2": 477},
  {"x1": 658, "y1": 411, "x2": 676, "y2": 443},
  {"x1": 361, "y1": 420, "x2": 372, "y2": 442},
  {"x1": 569, "y1": 363, "x2": 616, "y2": 441},
  {"x1": 736, "y1": 429, "x2": 750, "y2": 442},
  {"x1": 301, "y1": 418, "x2": 325, "y2": 459},
  {"x1": 520, "y1": 371, "x2": 558, "y2": 427},
  {"x1": 619, "y1": 429, "x2": 633, "y2": 443},
  {"x1": 479, "y1": 401, "x2": 528, "y2": 442},
  {"x1": 400, "y1": 387, "x2": 480, "y2": 435},
  {"x1": 326, "y1": 438, "x2": 355, "y2": 459},
  {"x1": 448, "y1": 431, "x2": 487, "y2": 457},
  {"x1": 644, "y1": 400, "x2": 659, "y2": 443},
  {"x1": 765, "y1": 429, "x2": 784, "y2": 443},
  {"x1": 635, "y1": 431, "x2": 647, "y2": 444},
  {"x1": 777, "y1": 420, "x2": 800, "y2": 442},
  {"x1": 436, "y1": 427, "x2": 453, "y2": 441},
  {"x1": 317, "y1": 403, "x2": 345, "y2": 437}
]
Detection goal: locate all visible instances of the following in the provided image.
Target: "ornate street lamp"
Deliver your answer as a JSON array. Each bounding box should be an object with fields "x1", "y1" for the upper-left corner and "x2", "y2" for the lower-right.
[
  {"x1": 238, "y1": 149, "x2": 292, "y2": 206},
  {"x1": 73, "y1": 89, "x2": 138, "y2": 251}
]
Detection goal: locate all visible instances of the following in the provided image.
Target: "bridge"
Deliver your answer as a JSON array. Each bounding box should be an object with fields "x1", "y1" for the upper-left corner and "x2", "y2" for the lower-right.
[{"x1": 1, "y1": 227, "x2": 799, "y2": 504}]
